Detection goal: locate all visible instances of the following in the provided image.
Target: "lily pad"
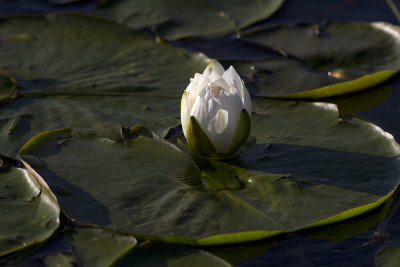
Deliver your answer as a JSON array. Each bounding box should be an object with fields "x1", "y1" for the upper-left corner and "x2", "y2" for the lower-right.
[
  {"x1": 0, "y1": 70, "x2": 17, "y2": 103},
  {"x1": 20, "y1": 226, "x2": 137, "y2": 267},
  {"x1": 237, "y1": 21, "x2": 400, "y2": 98},
  {"x1": 250, "y1": 98, "x2": 400, "y2": 156},
  {"x1": 0, "y1": 164, "x2": 60, "y2": 257},
  {"x1": 322, "y1": 84, "x2": 392, "y2": 117},
  {"x1": 18, "y1": 98, "x2": 400, "y2": 245},
  {"x1": 0, "y1": 14, "x2": 207, "y2": 96},
  {"x1": 0, "y1": 14, "x2": 207, "y2": 158},
  {"x1": 0, "y1": 95, "x2": 181, "y2": 158},
  {"x1": 306, "y1": 194, "x2": 395, "y2": 243},
  {"x1": 94, "y1": 0, "x2": 284, "y2": 40},
  {"x1": 375, "y1": 246, "x2": 400, "y2": 267},
  {"x1": 114, "y1": 241, "x2": 231, "y2": 267}
]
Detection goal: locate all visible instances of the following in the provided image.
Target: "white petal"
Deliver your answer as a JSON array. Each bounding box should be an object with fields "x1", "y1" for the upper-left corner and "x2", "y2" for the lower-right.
[
  {"x1": 209, "y1": 77, "x2": 230, "y2": 92},
  {"x1": 212, "y1": 90, "x2": 242, "y2": 153},
  {"x1": 190, "y1": 92, "x2": 222, "y2": 140},
  {"x1": 188, "y1": 83, "x2": 246, "y2": 154},
  {"x1": 185, "y1": 80, "x2": 194, "y2": 93},
  {"x1": 207, "y1": 109, "x2": 230, "y2": 152},
  {"x1": 211, "y1": 109, "x2": 228, "y2": 134},
  {"x1": 188, "y1": 73, "x2": 210, "y2": 110},
  {"x1": 209, "y1": 72, "x2": 222, "y2": 82},
  {"x1": 219, "y1": 88, "x2": 243, "y2": 114},
  {"x1": 203, "y1": 59, "x2": 225, "y2": 78},
  {"x1": 223, "y1": 66, "x2": 252, "y2": 114},
  {"x1": 222, "y1": 66, "x2": 243, "y2": 96},
  {"x1": 242, "y1": 83, "x2": 252, "y2": 115}
]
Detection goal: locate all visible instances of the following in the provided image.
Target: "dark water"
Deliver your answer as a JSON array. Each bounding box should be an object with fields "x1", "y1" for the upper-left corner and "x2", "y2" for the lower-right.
[
  {"x1": 2, "y1": 0, "x2": 400, "y2": 266},
  {"x1": 358, "y1": 74, "x2": 400, "y2": 142}
]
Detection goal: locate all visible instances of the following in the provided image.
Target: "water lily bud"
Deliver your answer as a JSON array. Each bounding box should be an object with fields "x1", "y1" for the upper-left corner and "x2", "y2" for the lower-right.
[{"x1": 181, "y1": 59, "x2": 252, "y2": 157}]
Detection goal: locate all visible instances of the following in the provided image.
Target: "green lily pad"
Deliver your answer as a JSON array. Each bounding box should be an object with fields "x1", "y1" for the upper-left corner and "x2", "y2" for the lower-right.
[
  {"x1": 20, "y1": 226, "x2": 137, "y2": 267},
  {"x1": 115, "y1": 241, "x2": 231, "y2": 267},
  {"x1": 18, "y1": 98, "x2": 400, "y2": 245},
  {"x1": 237, "y1": 21, "x2": 400, "y2": 98},
  {"x1": 375, "y1": 246, "x2": 400, "y2": 267},
  {"x1": 0, "y1": 70, "x2": 16, "y2": 103},
  {"x1": 306, "y1": 186, "x2": 395, "y2": 242},
  {"x1": 95, "y1": 0, "x2": 284, "y2": 40},
  {"x1": 250, "y1": 98, "x2": 400, "y2": 156},
  {"x1": 322, "y1": 84, "x2": 392, "y2": 117},
  {"x1": 0, "y1": 164, "x2": 60, "y2": 257},
  {"x1": 0, "y1": 14, "x2": 207, "y2": 96},
  {"x1": 0, "y1": 95, "x2": 181, "y2": 158},
  {"x1": 0, "y1": 14, "x2": 207, "y2": 158}
]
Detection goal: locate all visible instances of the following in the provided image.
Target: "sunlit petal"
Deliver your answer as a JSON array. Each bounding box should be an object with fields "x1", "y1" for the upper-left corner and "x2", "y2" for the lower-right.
[
  {"x1": 203, "y1": 59, "x2": 225, "y2": 77},
  {"x1": 188, "y1": 73, "x2": 210, "y2": 109}
]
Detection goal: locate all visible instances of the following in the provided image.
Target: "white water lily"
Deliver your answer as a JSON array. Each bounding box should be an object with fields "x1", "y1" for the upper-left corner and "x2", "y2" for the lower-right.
[{"x1": 181, "y1": 59, "x2": 252, "y2": 156}]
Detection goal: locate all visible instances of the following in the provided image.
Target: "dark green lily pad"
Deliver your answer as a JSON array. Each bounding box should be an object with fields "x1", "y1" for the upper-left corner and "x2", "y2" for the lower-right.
[
  {"x1": 0, "y1": 164, "x2": 60, "y2": 257},
  {"x1": 18, "y1": 98, "x2": 400, "y2": 245},
  {"x1": 95, "y1": 0, "x2": 284, "y2": 40},
  {"x1": 0, "y1": 95, "x2": 181, "y2": 158},
  {"x1": 115, "y1": 241, "x2": 231, "y2": 267},
  {"x1": 251, "y1": 98, "x2": 400, "y2": 156},
  {"x1": 0, "y1": 70, "x2": 16, "y2": 102},
  {"x1": 375, "y1": 246, "x2": 400, "y2": 267},
  {"x1": 322, "y1": 84, "x2": 392, "y2": 117},
  {"x1": 0, "y1": 14, "x2": 207, "y2": 158},
  {"x1": 237, "y1": 21, "x2": 400, "y2": 98},
  {"x1": 306, "y1": 187, "x2": 395, "y2": 243},
  {"x1": 20, "y1": 226, "x2": 137, "y2": 267},
  {"x1": 0, "y1": 14, "x2": 207, "y2": 96}
]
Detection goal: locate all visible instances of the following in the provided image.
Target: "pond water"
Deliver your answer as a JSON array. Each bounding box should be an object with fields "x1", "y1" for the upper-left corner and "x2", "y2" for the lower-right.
[{"x1": 1, "y1": 0, "x2": 400, "y2": 266}]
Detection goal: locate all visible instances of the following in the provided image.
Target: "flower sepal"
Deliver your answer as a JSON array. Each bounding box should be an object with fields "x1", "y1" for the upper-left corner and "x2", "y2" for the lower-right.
[
  {"x1": 185, "y1": 116, "x2": 217, "y2": 157},
  {"x1": 184, "y1": 109, "x2": 252, "y2": 159},
  {"x1": 228, "y1": 109, "x2": 252, "y2": 155}
]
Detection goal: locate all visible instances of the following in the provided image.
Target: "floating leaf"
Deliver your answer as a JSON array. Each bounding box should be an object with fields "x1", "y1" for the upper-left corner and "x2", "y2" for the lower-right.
[
  {"x1": 0, "y1": 14, "x2": 208, "y2": 158},
  {"x1": 115, "y1": 241, "x2": 231, "y2": 267},
  {"x1": 375, "y1": 246, "x2": 400, "y2": 267},
  {"x1": 95, "y1": 0, "x2": 284, "y2": 40},
  {"x1": 307, "y1": 189, "x2": 395, "y2": 242},
  {"x1": 250, "y1": 98, "x2": 400, "y2": 156},
  {"x1": 0, "y1": 164, "x2": 60, "y2": 257},
  {"x1": 20, "y1": 226, "x2": 137, "y2": 267},
  {"x1": 322, "y1": 84, "x2": 392, "y2": 117},
  {"x1": 237, "y1": 21, "x2": 400, "y2": 98},
  {"x1": 18, "y1": 98, "x2": 400, "y2": 245},
  {"x1": 0, "y1": 95, "x2": 182, "y2": 158},
  {"x1": 0, "y1": 14, "x2": 207, "y2": 96},
  {"x1": 0, "y1": 70, "x2": 16, "y2": 103}
]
